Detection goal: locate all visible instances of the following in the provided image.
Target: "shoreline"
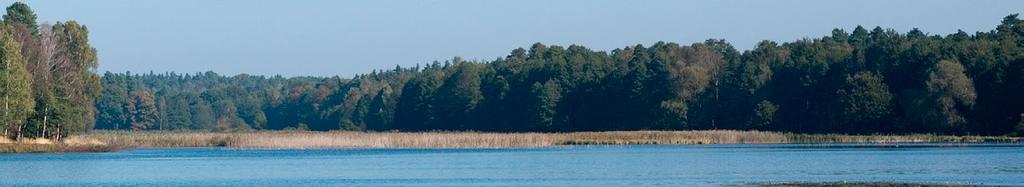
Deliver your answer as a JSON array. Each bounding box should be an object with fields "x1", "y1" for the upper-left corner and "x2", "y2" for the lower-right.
[
  {"x1": 754, "y1": 181, "x2": 1002, "y2": 187},
  {"x1": 2, "y1": 130, "x2": 1021, "y2": 153}
]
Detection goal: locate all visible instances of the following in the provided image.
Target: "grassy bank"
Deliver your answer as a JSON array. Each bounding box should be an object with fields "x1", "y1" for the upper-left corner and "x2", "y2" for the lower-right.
[
  {"x1": 0, "y1": 137, "x2": 117, "y2": 153},
  {"x1": 3, "y1": 130, "x2": 1020, "y2": 153},
  {"x1": 78, "y1": 130, "x2": 1024, "y2": 149}
]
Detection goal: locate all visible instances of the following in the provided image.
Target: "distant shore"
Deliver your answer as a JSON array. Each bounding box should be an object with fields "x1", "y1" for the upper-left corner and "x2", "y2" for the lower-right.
[
  {"x1": 2, "y1": 130, "x2": 1021, "y2": 153},
  {"x1": 755, "y1": 181, "x2": 999, "y2": 187}
]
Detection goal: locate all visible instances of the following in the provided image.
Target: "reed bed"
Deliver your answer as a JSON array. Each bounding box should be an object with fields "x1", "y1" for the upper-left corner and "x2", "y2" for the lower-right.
[
  {"x1": 75, "y1": 131, "x2": 238, "y2": 148},
  {"x1": 58, "y1": 130, "x2": 1021, "y2": 151},
  {"x1": 785, "y1": 133, "x2": 1022, "y2": 144},
  {"x1": 229, "y1": 131, "x2": 559, "y2": 148},
  {"x1": 11, "y1": 130, "x2": 1012, "y2": 153},
  {"x1": 0, "y1": 137, "x2": 116, "y2": 153},
  {"x1": 560, "y1": 130, "x2": 791, "y2": 145}
]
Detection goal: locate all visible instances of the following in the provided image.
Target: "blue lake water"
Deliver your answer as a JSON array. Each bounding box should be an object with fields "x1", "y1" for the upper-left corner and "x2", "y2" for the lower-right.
[{"x1": 1, "y1": 144, "x2": 1023, "y2": 186}]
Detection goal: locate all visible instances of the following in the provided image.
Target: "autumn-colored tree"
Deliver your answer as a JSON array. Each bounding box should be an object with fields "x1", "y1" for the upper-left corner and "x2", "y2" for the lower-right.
[{"x1": 126, "y1": 89, "x2": 157, "y2": 130}]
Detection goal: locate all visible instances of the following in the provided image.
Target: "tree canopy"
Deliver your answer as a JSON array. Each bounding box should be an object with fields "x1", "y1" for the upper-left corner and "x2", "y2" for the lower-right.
[
  {"x1": 1, "y1": 3, "x2": 100, "y2": 140},
  {"x1": 2, "y1": 2, "x2": 1023, "y2": 138},
  {"x1": 92, "y1": 14, "x2": 1024, "y2": 136}
]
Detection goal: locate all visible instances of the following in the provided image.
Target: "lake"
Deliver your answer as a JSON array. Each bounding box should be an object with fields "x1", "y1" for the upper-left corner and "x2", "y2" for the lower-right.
[{"x1": 1, "y1": 144, "x2": 1022, "y2": 186}]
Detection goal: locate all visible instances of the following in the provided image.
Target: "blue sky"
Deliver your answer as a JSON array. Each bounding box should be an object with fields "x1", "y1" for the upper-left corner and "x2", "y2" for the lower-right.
[{"x1": 8, "y1": 0, "x2": 1023, "y2": 77}]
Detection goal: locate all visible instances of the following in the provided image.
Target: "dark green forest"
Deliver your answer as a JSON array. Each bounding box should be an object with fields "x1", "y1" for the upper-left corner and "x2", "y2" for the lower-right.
[
  {"x1": 95, "y1": 14, "x2": 1024, "y2": 136},
  {"x1": 2, "y1": 3, "x2": 1023, "y2": 137}
]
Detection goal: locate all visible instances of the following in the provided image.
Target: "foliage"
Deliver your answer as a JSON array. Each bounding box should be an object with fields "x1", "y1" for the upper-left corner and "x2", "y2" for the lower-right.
[
  {"x1": 89, "y1": 14, "x2": 1024, "y2": 136},
  {"x1": 1, "y1": 3, "x2": 100, "y2": 140},
  {"x1": 1, "y1": 2, "x2": 1021, "y2": 136},
  {"x1": 0, "y1": 25, "x2": 33, "y2": 139},
  {"x1": 836, "y1": 71, "x2": 892, "y2": 133},
  {"x1": 750, "y1": 100, "x2": 777, "y2": 130}
]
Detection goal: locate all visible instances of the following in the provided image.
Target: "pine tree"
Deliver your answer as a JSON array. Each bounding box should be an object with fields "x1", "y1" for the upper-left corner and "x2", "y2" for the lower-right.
[{"x1": 2, "y1": 2, "x2": 38, "y2": 36}]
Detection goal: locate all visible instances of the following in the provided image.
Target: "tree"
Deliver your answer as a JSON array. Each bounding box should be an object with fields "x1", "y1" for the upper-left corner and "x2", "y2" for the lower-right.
[
  {"x1": 528, "y1": 80, "x2": 561, "y2": 131},
  {"x1": 0, "y1": 26, "x2": 33, "y2": 139},
  {"x1": 189, "y1": 99, "x2": 215, "y2": 130},
  {"x1": 393, "y1": 74, "x2": 441, "y2": 131},
  {"x1": 923, "y1": 60, "x2": 977, "y2": 133},
  {"x1": 95, "y1": 73, "x2": 128, "y2": 129},
  {"x1": 663, "y1": 44, "x2": 725, "y2": 129},
  {"x1": 212, "y1": 99, "x2": 249, "y2": 132},
  {"x1": 714, "y1": 41, "x2": 776, "y2": 130},
  {"x1": 126, "y1": 89, "x2": 157, "y2": 130},
  {"x1": 749, "y1": 100, "x2": 777, "y2": 130},
  {"x1": 3, "y1": 2, "x2": 37, "y2": 36},
  {"x1": 48, "y1": 21, "x2": 101, "y2": 139},
  {"x1": 835, "y1": 71, "x2": 893, "y2": 133},
  {"x1": 72, "y1": 13, "x2": 1024, "y2": 136},
  {"x1": 432, "y1": 63, "x2": 483, "y2": 130},
  {"x1": 162, "y1": 93, "x2": 192, "y2": 130},
  {"x1": 23, "y1": 23, "x2": 58, "y2": 137},
  {"x1": 365, "y1": 87, "x2": 393, "y2": 131}
]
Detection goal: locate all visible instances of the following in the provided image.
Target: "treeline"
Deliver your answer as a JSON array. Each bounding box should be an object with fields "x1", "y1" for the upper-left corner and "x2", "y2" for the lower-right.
[
  {"x1": 97, "y1": 14, "x2": 1024, "y2": 135},
  {"x1": 0, "y1": 3, "x2": 100, "y2": 141}
]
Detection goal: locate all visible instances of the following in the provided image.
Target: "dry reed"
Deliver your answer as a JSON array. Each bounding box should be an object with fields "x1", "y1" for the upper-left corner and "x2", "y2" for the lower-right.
[{"x1": 59, "y1": 130, "x2": 1021, "y2": 150}]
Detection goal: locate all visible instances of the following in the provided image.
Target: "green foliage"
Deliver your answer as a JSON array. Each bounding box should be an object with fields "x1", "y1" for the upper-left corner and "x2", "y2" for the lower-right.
[
  {"x1": 161, "y1": 92, "x2": 193, "y2": 130},
  {"x1": 3, "y1": 2, "x2": 1024, "y2": 138},
  {"x1": 2, "y1": 2, "x2": 37, "y2": 36},
  {"x1": 528, "y1": 80, "x2": 561, "y2": 131},
  {"x1": 922, "y1": 60, "x2": 977, "y2": 134},
  {"x1": 750, "y1": 100, "x2": 777, "y2": 130},
  {"x1": 0, "y1": 3, "x2": 102, "y2": 140},
  {"x1": 0, "y1": 26, "x2": 33, "y2": 138},
  {"x1": 95, "y1": 73, "x2": 128, "y2": 130},
  {"x1": 432, "y1": 62, "x2": 483, "y2": 130},
  {"x1": 189, "y1": 99, "x2": 215, "y2": 130},
  {"x1": 82, "y1": 13, "x2": 1024, "y2": 136},
  {"x1": 836, "y1": 71, "x2": 893, "y2": 133}
]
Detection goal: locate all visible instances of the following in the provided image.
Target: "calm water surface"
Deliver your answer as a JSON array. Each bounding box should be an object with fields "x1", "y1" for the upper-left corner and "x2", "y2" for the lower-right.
[{"x1": 1, "y1": 144, "x2": 1022, "y2": 186}]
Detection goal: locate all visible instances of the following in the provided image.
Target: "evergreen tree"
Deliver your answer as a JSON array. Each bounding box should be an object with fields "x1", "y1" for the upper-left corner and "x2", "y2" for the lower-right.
[
  {"x1": 96, "y1": 72, "x2": 128, "y2": 129},
  {"x1": 2, "y1": 2, "x2": 37, "y2": 36},
  {"x1": 528, "y1": 80, "x2": 561, "y2": 131}
]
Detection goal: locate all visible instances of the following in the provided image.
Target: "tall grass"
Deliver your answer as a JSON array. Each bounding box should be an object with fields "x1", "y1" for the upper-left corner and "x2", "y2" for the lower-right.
[
  {"x1": 61, "y1": 130, "x2": 1021, "y2": 150},
  {"x1": 74, "y1": 131, "x2": 238, "y2": 148},
  {"x1": 0, "y1": 137, "x2": 116, "y2": 153},
  {"x1": 560, "y1": 130, "x2": 790, "y2": 145},
  {"x1": 785, "y1": 133, "x2": 1022, "y2": 144},
  {"x1": 231, "y1": 131, "x2": 559, "y2": 148}
]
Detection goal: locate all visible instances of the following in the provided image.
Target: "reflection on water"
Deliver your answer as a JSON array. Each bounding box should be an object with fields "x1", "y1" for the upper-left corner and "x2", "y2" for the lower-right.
[{"x1": 1, "y1": 144, "x2": 1022, "y2": 186}]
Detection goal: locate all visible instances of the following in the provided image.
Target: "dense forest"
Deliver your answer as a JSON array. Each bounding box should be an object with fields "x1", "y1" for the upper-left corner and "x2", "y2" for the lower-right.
[
  {"x1": 0, "y1": 3, "x2": 100, "y2": 141},
  {"x1": 2, "y1": 3, "x2": 1023, "y2": 138},
  {"x1": 96, "y1": 14, "x2": 1024, "y2": 136}
]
